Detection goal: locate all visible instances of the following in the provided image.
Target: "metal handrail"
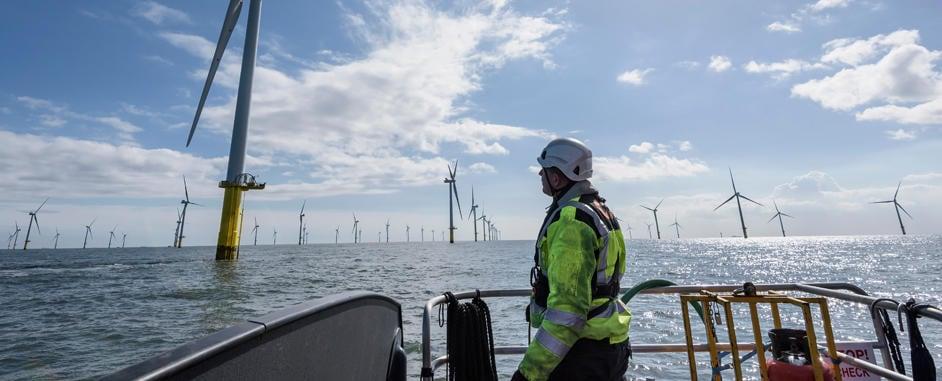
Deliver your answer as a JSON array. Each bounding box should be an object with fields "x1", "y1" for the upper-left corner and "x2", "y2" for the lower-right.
[{"x1": 420, "y1": 282, "x2": 939, "y2": 381}]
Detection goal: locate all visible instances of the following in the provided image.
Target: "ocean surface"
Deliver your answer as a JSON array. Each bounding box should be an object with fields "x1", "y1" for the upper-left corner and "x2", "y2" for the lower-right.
[{"x1": 1, "y1": 235, "x2": 940, "y2": 380}]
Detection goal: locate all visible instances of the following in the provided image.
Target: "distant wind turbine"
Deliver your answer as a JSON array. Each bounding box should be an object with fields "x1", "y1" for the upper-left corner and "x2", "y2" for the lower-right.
[
  {"x1": 406, "y1": 225, "x2": 410, "y2": 242},
  {"x1": 108, "y1": 225, "x2": 118, "y2": 249},
  {"x1": 468, "y1": 187, "x2": 480, "y2": 242},
  {"x1": 625, "y1": 223, "x2": 633, "y2": 240},
  {"x1": 640, "y1": 200, "x2": 664, "y2": 240},
  {"x1": 385, "y1": 219, "x2": 390, "y2": 243},
  {"x1": 714, "y1": 169, "x2": 763, "y2": 239},
  {"x1": 431, "y1": 229, "x2": 435, "y2": 242},
  {"x1": 53, "y1": 228, "x2": 61, "y2": 249},
  {"x1": 478, "y1": 211, "x2": 487, "y2": 241},
  {"x1": 122, "y1": 233, "x2": 127, "y2": 248},
  {"x1": 173, "y1": 208, "x2": 182, "y2": 247},
  {"x1": 298, "y1": 201, "x2": 306, "y2": 245},
  {"x1": 378, "y1": 231, "x2": 381, "y2": 243},
  {"x1": 10, "y1": 222, "x2": 22, "y2": 249},
  {"x1": 669, "y1": 214, "x2": 682, "y2": 239},
  {"x1": 251, "y1": 217, "x2": 260, "y2": 245},
  {"x1": 645, "y1": 222, "x2": 653, "y2": 240},
  {"x1": 272, "y1": 228, "x2": 277, "y2": 245},
  {"x1": 334, "y1": 225, "x2": 340, "y2": 244},
  {"x1": 177, "y1": 176, "x2": 201, "y2": 248},
  {"x1": 871, "y1": 181, "x2": 912, "y2": 235},
  {"x1": 351, "y1": 213, "x2": 360, "y2": 243},
  {"x1": 421, "y1": 226, "x2": 425, "y2": 242},
  {"x1": 767, "y1": 200, "x2": 794, "y2": 237},
  {"x1": 21, "y1": 198, "x2": 48, "y2": 250},
  {"x1": 83, "y1": 218, "x2": 96, "y2": 249},
  {"x1": 444, "y1": 160, "x2": 463, "y2": 244}
]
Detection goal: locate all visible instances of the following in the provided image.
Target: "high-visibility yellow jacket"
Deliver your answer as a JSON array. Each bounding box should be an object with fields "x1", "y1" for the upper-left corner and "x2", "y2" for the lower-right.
[{"x1": 518, "y1": 192, "x2": 631, "y2": 381}]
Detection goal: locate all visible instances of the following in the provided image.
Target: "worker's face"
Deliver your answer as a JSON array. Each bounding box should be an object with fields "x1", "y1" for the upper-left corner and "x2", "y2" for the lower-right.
[{"x1": 539, "y1": 168, "x2": 555, "y2": 196}]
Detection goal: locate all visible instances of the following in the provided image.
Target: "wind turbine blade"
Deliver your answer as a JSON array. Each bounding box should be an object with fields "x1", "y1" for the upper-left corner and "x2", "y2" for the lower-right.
[
  {"x1": 34, "y1": 217, "x2": 40, "y2": 235},
  {"x1": 728, "y1": 168, "x2": 738, "y2": 193},
  {"x1": 655, "y1": 199, "x2": 664, "y2": 210},
  {"x1": 767, "y1": 214, "x2": 778, "y2": 223},
  {"x1": 871, "y1": 200, "x2": 894, "y2": 204},
  {"x1": 714, "y1": 194, "x2": 736, "y2": 211},
  {"x1": 36, "y1": 198, "x2": 49, "y2": 213},
  {"x1": 300, "y1": 200, "x2": 306, "y2": 214},
  {"x1": 773, "y1": 200, "x2": 779, "y2": 213},
  {"x1": 739, "y1": 195, "x2": 764, "y2": 206},
  {"x1": 189, "y1": 202, "x2": 203, "y2": 207},
  {"x1": 187, "y1": 0, "x2": 244, "y2": 147},
  {"x1": 90, "y1": 218, "x2": 97, "y2": 227},
  {"x1": 897, "y1": 202, "x2": 913, "y2": 219},
  {"x1": 781, "y1": 213, "x2": 795, "y2": 218},
  {"x1": 894, "y1": 181, "x2": 901, "y2": 200},
  {"x1": 183, "y1": 175, "x2": 191, "y2": 202},
  {"x1": 453, "y1": 183, "x2": 463, "y2": 219},
  {"x1": 640, "y1": 206, "x2": 654, "y2": 211}
]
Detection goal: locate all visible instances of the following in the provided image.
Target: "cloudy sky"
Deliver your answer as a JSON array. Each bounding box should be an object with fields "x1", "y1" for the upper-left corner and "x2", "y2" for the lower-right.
[{"x1": 1, "y1": 1, "x2": 940, "y2": 248}]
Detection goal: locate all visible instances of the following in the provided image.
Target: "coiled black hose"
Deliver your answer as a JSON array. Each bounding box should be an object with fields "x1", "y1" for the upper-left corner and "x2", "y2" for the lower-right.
[
  {"x1": 897, "y1": 298, "x2": 937, "y2": 381},
  {"x1": 870, "y1": 298, "x2": 905, "y2": 374},
  {"x1": 440, "y1": 291, "x2": 498, "y2": 381}
]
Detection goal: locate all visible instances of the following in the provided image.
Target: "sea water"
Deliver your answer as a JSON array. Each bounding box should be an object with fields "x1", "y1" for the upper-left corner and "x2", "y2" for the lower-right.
[{"x1": 1, "y1": 235, "x2": 939, "y2": 380}]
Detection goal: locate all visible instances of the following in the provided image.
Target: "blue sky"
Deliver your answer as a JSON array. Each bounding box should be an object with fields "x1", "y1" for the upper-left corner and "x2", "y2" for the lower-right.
[{"x1": 1, "y1": 0, "x2": 940, "y2": 248}]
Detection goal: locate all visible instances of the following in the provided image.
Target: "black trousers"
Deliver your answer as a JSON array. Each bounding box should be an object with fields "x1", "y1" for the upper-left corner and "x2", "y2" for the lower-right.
[{"x1": 547, "y1": 338, "x2": 631, "y2": 381}]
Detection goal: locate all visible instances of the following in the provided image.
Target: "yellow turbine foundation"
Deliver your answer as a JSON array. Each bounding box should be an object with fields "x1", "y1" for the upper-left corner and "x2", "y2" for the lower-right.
[{"x1": 216, "y1": 186, "x2": 244, "y2": 260}]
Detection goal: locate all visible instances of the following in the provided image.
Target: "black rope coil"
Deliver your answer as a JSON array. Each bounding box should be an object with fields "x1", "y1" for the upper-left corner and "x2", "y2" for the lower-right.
[
  {"x1": 870, "y1": 298, "x2": 905, "y2": 374},
  {"x1": 897, "y1": 298, "x2": 937, "y2": 381},
  {"x1": 439, "y1": 291, "x2": 498, "y2": 381}
]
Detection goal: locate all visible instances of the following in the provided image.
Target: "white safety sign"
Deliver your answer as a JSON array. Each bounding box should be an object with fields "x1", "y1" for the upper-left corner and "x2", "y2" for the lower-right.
[{"x1": 835, "y1": 342, "x2": 880, "y2": 380}]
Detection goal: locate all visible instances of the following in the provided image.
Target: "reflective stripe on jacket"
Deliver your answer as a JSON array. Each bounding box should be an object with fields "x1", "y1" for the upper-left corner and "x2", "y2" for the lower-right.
[{"x1": 518, "y1": 192, "x2": 631, "y2": 381}]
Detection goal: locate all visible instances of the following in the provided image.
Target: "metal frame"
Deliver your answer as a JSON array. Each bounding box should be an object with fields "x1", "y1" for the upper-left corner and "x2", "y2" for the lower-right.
[{"x1": 421, "y1": 283, "x2": 942, "y2": 381}]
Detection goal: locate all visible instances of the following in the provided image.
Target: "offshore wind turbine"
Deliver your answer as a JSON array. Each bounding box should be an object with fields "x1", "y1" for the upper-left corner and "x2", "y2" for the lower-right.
[
  {"x1": 272, "y1": 228, "x2": 277, "y2": 245},
  {"x1": 768, "y1": 200, "x2": 794, "y2": 237},
  {"x1": 477, "y1": 211, "x2": 487, "y2": 241},
  {"x1": 625, "y1": 222, "x2": 633, "y2": 240},
  {"x1": 871, "y1": 181, "x2": 912, "y2": 235},
  {"x1": 177, "y1": 176, "x2": 201, "y2": 248},
  {"x1": 54, "y1": 228, "x2": 61, "y2": 249},
  {"x1": 11, "y1": 223, "x2": 22, "y2": 249},
  {"x1": 421, "y1": 226, "x2": 425, "y2": 242},
  {"x1": 358, "y1": 229, "x2": 362, "y2": 243},
  {"x1": 714, "y1": 168, "x2": 763, "y2": 239},
  {"x1": 645, "y1": 222, "x2": 653, "y2": 239},
  {"x1": 21, "y1": 198, "x2": 48, "y2": 250},
  {"x1": 251, "y1": 217, "x2": 260, "y2": 245},
  {"x1": 297, "y1": 201, "x2": 306, "y2": 245},
  {"x1": 377, "y1": 231, "x2": 381, "y2": 243},
  {"x1": 669, "y1": 215, "x2": 682, "y2": 239},
  {"x1": 83, "y1": 218, "x2": 96, "y2": 249},
  {"x1": 173, "y1": 208, "x2": 182, "y2": 247},
  {"x1": 385, "y1": 219, "x2": 390, "y2": 243},
  {"x1": 406, "y1": 225, "x2": 410, "y2": 242},
  {"x1": 444, "y1": 160, "x2": 463, "y2": 243},
  {"x1": 108, "y1": 225, "x2": 118, "y2": 249},
  {"x1": 468, "y1": 187, "x2": 480, "y2": 241},
  {"x1": 640, "y1": 200, "x2": 663, "y2": 240},
  {"x1": 122, "y1": 233, "x2": 127, "y2": 248},
  {"x1": 334, "y1": 225, "x2": 340, "y2": 244},
  {"x1": 431, "y1": 229, "x2": 435, "y2": 242},
  {"x1": 187, "y1": 0, "x2": 267, "y2": 260},
  {"x1": 351, "y1": 214, "x2": 360, "y2": 243}
]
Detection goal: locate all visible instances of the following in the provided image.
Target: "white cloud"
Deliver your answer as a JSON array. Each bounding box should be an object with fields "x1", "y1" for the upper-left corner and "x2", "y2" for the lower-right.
[
  {"x1": 468, "y1": 162, "x2": 497, "y2": 174},
  {"x1": 767, "y1": 22, "x2": 801, "y2": 33},
  {"x1": 744, "y1": 59, "x2": 827, "y2": 79},
  {"x1": 885, "y1": 128, "x2": 916, "y2": 141},
  {"x1": 163, "y1": 1, "x2": 563, "y2": 195},
  {"x1": 675, "y1": 60, "x2": 700, "y2": 70},
  {"x1": 616, "y1": 68, "x2": 653, "y2": 86},
  {"x1": 771, "y1": 171, "x2": 843, "y2": 199},
  {"x1": 792, "y1": 30, "x2": 942, "y2": 125},
  {"x1": 132, "y1": 1, "x2": 191, "y2": 25},
  {"x1": 0, "y1": 130, "x2": 224, "y2": 199},
  {"x1": 809, "y1": 0, "x2": 850, "y2": 13},
  {"x1": 821, "y1": 30, "x2": 919, "y2": 66},
  {"x1": 628, "y1": 142, "x2": 654, "y2": 154},
  {"x1": 594, "y1": 153, "x2": 709, "y2": 183},
  {"x1": 39, "y1": 114, "x2": 66, "y2": 128},
  {"x1": 708, "y1": 55, "x2": 732, "y2": 72},
  {"x1": 857, "y1": 99, "x2": 942, "y2": 125},
  {"x1": 678, "y1": 141, "x2": 693, "y2": 151}
]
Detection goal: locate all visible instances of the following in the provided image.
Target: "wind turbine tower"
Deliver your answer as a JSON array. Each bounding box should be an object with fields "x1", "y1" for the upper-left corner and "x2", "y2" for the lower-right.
[
  {"x1": 714, "y1": 169, "x2": 763, "y2": 239},
  {"x1": 21, "y1": 198, "x2": 48, "y2": 250},
  {"x1": 251, "y1": 218, "x2": 260, "y2": 245},
  {"x1": 669, "y1": 215, "x2": 682, "y2": 239},
  {"x1": 645, "y1": 223, "x2": 653, "y2": 240},
  {"x1": 640, "y1": 200, "x2": 663, "y2": 239},
  {"x1": 272, "y1": 229, "x2": 277, "y2": 245},
  {"x1": 298, "y1": 201, "x2": 306, "y2": 245},
  {"x1": 421, "y1": 226, "x2": 424, "y2": 242},
  {"x1": 108, "y1": 226, "x2": 118, "y2": 249},
  {"x1": 187, "y1": 0, "x2": 267, "y2": 260},
  {"x1": 469, "y1": 187, "x2": 479, "y2": 241},
  {"x1": 83, "y1": 219, "x2": 95, "y2": 249},
  {"x1": 871, "y1": 181, "x2": 912, "y2": 235},
  {"x1": 173, "y1": 208, "x2": 182, "y2": 248},
  {"x1": 443, "y1": 161, "x2": 463, "y2": 244},
  {"x1": 351, "y1": 214, "x2": 360, "y2": 243},
  {"x1": 385, "y1": 219, "x2": 390, "y2": 243},
  {"x1": 177, "y1": 176, "x2": 201, "y2": 248},
  {"x1": 54, "y1": 229, "x2": 61, "y2": 249},
  {"x1": 334, "y1": 225, "x2": 340, "y2": 244},
  {"x1": 478, "y1": 212, "x2": 487, "y2": 241},
  {"x1": 406, "y1": 225, "x2": 410, "y2": 242},
  {"x1": 11, "y1": 223, "x2": 22, "y2": 249},
  {"x1": 122, "y1": 233, "x2": 127, "y2": 248},
  {"x1": 768, "y1": 201, "x2": 794, "y2": 237}
]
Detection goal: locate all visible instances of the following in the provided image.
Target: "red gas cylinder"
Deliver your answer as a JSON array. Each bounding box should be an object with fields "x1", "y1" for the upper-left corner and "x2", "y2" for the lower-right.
[{"x1": 767, "y1": 358, "x2": 835, "y2": 381}]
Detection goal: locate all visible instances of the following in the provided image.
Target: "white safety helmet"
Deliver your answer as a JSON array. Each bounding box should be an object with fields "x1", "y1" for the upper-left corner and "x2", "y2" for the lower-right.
[{"x1": 537, "y1": 137, "x2": 593, "y2": 181}]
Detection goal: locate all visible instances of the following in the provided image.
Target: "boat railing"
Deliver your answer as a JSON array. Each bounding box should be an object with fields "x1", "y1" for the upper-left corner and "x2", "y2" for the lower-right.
[{"x1": 421, "y1": 282, "x2": 942, "y2": 381}]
